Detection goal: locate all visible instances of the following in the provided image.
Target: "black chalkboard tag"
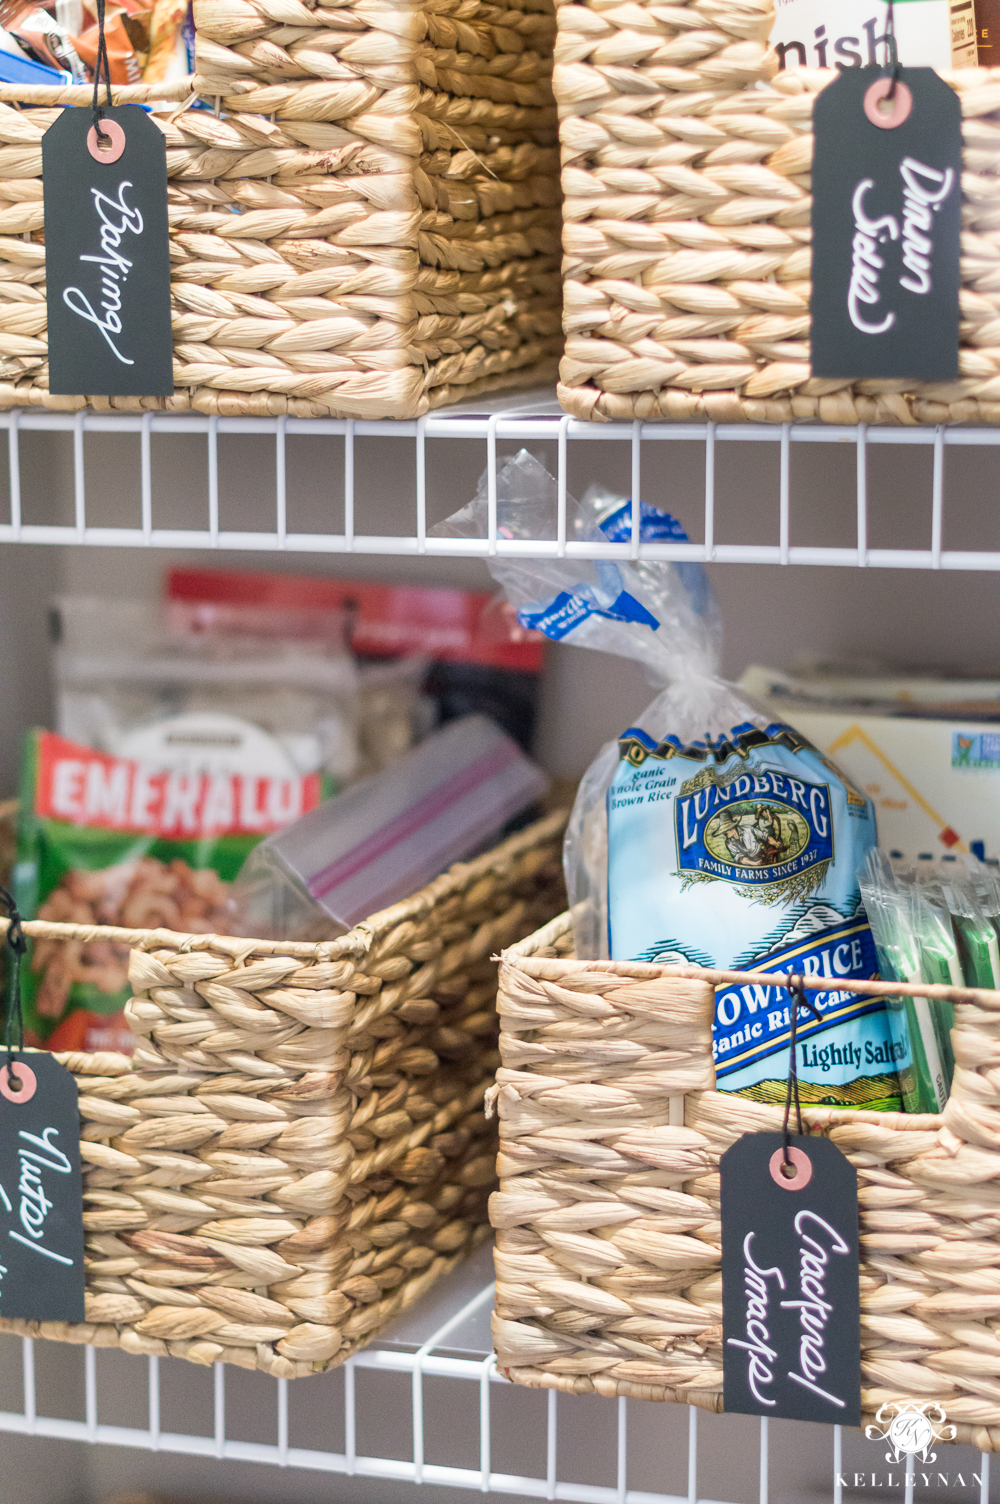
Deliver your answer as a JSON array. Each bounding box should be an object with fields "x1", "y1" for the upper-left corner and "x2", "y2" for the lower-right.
[
  {"x1": 721, "y1": 1131, "x2": 860, "y2": 1426},
  {"x1": 43, "y1": 105, "x2": 173, "y2": 397},
  {"x1": 0, "y1": 1053, "x2": 85, "y2": 1322},
  {"x1": 811, "y1": 67, "x2": 961, "y2": 381}
]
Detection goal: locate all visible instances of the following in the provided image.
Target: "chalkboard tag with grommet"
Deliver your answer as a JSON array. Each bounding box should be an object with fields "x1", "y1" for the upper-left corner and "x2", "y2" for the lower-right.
[
  {"x1": 0, "y1": 888, "x2": 85, "y2": 1322},
  {"x1": 42, "y1": 0, "x2": 172, "y2": 398},
  {"x1": 810, "y1": 4, "x2": 962, "y2": 384},
  {"x1": 720, "y1": 975, "x2": 861, "y2": 1426}
]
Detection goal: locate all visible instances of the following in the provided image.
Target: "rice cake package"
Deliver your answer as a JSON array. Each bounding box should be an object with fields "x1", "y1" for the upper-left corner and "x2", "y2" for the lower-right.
[{"x1": 434, "y1": 453, "x2": 901, "y2": 1111}]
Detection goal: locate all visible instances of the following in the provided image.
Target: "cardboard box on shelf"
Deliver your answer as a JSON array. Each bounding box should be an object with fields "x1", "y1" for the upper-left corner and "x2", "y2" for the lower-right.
[{"x1": 740, "y1": 667, "x2": 1000, "y2": 863}]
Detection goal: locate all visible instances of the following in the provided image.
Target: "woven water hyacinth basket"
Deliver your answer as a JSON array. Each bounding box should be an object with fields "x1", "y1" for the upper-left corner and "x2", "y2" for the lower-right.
[
  {"x1": 555, "y1": 0, "x2": 1000, "y2": 425},
  {"x1": 0, "y1": 810, "x2": 565, "y2": 1376},
  {"x1": 0, "y1": 0, "x2": 561, "y2": 421},
  {"x1": 492, "y1": 910, "x2": 1000, "y2": 1449}
]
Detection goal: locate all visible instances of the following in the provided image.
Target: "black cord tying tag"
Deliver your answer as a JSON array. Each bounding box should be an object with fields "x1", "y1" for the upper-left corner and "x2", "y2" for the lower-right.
[
  {"x1": 91, "y1": 0, "x2": 113, "y2": 146},
  {"x1": 0, "y1": 885, "x2": 27, "y2": 1090},
  {"x1": 780, "y1": 972, "x2": 822, "y2": 1179}
]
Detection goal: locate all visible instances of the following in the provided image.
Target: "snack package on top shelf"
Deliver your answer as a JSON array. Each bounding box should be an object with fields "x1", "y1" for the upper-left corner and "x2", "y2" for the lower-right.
[
  {"x1": 231, "y1": 713, "x2": 549, "y2": 941},
  {"x1": 15, "y1": 729, "x2": 323, "y2": 1054},
  {"x1": 433, "y1": 453, "x2": 901, "y2": 1111}
]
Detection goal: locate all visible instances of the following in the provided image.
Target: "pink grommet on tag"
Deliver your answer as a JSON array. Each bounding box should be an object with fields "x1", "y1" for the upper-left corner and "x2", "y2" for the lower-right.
[
  {"x1": 87, "y1": 119, "x2": 125, "y2": 164},
  {"x1": 0, "y1": 1061, "x2": 36, "y2": 1103},
  {"x1": 864, "y1": 77, "x2": 913, "y2": 130},
  {"x1": 769, "y1": 1144, "x2": 812, "y2": 1190}
]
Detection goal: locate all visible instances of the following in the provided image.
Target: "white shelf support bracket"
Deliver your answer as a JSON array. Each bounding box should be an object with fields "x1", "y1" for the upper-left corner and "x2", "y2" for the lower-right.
[
  {"x1": 141, "y1": 411, "x2": 152, "y2": 544},
  {"x1": 779, "y1": 422, "x2": 790, "y2": 566},
  {"x1": 344, "y1": 419, "x2": 355, "y2": 550},
  {"x1": 147, "y1": 1355, "x2": 160, "y2": 1451},
  {"x1": 480, "y1": 1355, "x2": 493, "y2": 1492},
  {"x1": 704, "y1": 421, "x2": 716, "y2": 562},
  {"x1": 932, "y1": 425, "x2": 945, "y2": 568},
  {"x1": 8, "y1": 408, "x2": 20, "y2": 540},
  {"x1": 85, "y1": 1345, "x2": 97, "y2": 1442},
  {"x1": 833, "y1": 1423, "x2": 842, "y2": 1504},
  {"x1": 344, "y1": 1356, "x2": 356, "y2": 1475},
  {"x1": 213, "y1": 1361, "x2": 225, "y2": 1460},
  {"x1": 546, "y1": 1387, "x2": 557, "y2": 1502},
  {"x1": 73, "y1": 411, "x2": 85, "y2": 543},
  {"x1": 557, "y1": 414, "x2": 570, "y2": 558},
  {"x1": 277, "y1": 1377, "x2": 288, "y2": 1466},
  {"x1": 416, "y1": 414, "x2": 427, "y2": 554},
  {"x1": 487, "y1": 413, "x2": 500, "y2": 557},
  {"x1": 759, "y1": 1414, "x2": 768, "y2": 1504},
  {"x1": 856, "y1": 424, "x2": 868, "y2": 567},
  {"x1": 631, "y1": 420, "x2": 641, "y2": 560},
  {"x1": 687, "y1": 1399, "x2": 697, "y2": 1504},
  {"x1": 276, "y1": 414, "x2": 287, "y2": 549},
  {"x1": 616, "y1": 1396, "x2": 627, "y2": 1504},
  {"x1": 981, "y1": 1449, "x2": 990, "y2": 1504},
  {"x1": 207, "y1": 415, "x2": 219, "y2": 548},
  {"x1": 21, "y1": 1338, "x2": 34, "y2": 1433}
]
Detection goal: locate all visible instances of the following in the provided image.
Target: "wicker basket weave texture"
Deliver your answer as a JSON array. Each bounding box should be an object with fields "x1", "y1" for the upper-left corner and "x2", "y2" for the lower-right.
[
  {"x1": 0, "y1": 811, "x2": 565, "y2": 1377},
  {"x1": 554, "y1": 0, "x2": 1000, "y2": 425},
  {"x1": 492, "y1": 910, "x2": 1000, "y2": 1450},
  {"x1": 0, "y1": 0, "x2": 561, "y2": 420}
]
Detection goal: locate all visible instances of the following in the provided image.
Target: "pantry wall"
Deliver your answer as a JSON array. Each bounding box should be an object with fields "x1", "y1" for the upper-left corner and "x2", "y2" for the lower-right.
[{"x1": 0, "y1": 405, "x2": 999, "y2": 1504}]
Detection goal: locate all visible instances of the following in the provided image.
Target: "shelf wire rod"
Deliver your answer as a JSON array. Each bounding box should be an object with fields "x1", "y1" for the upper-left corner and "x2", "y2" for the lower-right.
[
  {"x1": 487, "y1": 412, "x2": 500, "y2": 556},
  {"x1": 345, "y1": 1355, "x2": 356, "y2": 1475},
  {"x1": 546, "y1": 1387, "x2": 557, "y2": 1501},
  {"x1": 85, "y1": 1345, "x2": 97, "y2": 1442},
  {"x1": 207, "y1": 415, "x2": 219, "y2": 548},
  {"x1": 931, "y1": 425, "x2": 945, "y2": 569},
  {"x1": 344, "y1": 419, "x2": 355, "y2": 550},
  {"x1": 856, "y1": 425, "x2": 868, "y2": 567},
  {"x1": 141, "y1": 411, "x2": 152, "y2": 544},
  {"x1": 416, "y1": 414, "x2": 427, "y2": 554},
  {"x1": 413, "y1": 1279, "x2": 496, "y2": 1484},
  {"x1": 8, "y1": 408, "x2": 20, "y2": 540},
  {"x1": 148, "y1": 1355, "x2": 160, "y2": 1451},
  {"x1": 557, "y1": 414, "x2": 570, "y2": 558},
  {"x1": 276, "y1": 414, "x2": 287, "y2": 550},
  {"x1": 21, "y1": 1339, "x2": 34, "y2": 1432},
  {"x1": 904, "y1": 1446, "x2": 915, "y2": 1504},
  {"x1": 779, "y1": 423, "x2": 790, "y2": 565},
  {"x1": 277, "y1": 1376, "x2": 289, "y2": 1466},
  {"x1": 630, "y1": 421, "x2": 641, "y2": 560},
  {"x1": 833, "y1": 1423, "x2": 842, "y2": 1504},
  {"x1": 981, "y1": 1450, "x2": 990, "y2": 1504},
  {"x1": 687, "y1": 1402, "x2": 697, "y2": 1504},
  {"x1": 704, "y1": 422, "x2": 716, "y2": 562},
  {"x1": 616, "y1": 1396, "x2": 627, "y2": 1504},
  {"x1": 479, "y1": 1355, "x2": 494, "y2": 1492},
  {"x1": 73, "y1": 410, "x2": 85, "y2": 542},
  {"x1": 213, "y1": 1361, "x2": 225, "y2": 1460},
  {"x1": 759, "y1": 1415, "x2": 768, "y2": 1504}
]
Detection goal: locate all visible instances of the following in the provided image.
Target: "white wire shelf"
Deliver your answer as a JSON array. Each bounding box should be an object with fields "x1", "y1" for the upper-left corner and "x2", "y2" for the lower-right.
[
  {"x1": 0, "y1": 390, "x2": 998, "y2": 568},
  {"x1": 0, "y1": 1243, "x2": 991, "y2": 1504}
]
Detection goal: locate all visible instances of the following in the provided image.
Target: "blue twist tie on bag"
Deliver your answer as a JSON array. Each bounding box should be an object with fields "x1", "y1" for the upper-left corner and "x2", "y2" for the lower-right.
[{"x1": 433, "y1": 451, "x2": 902, "y2": 1113}]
